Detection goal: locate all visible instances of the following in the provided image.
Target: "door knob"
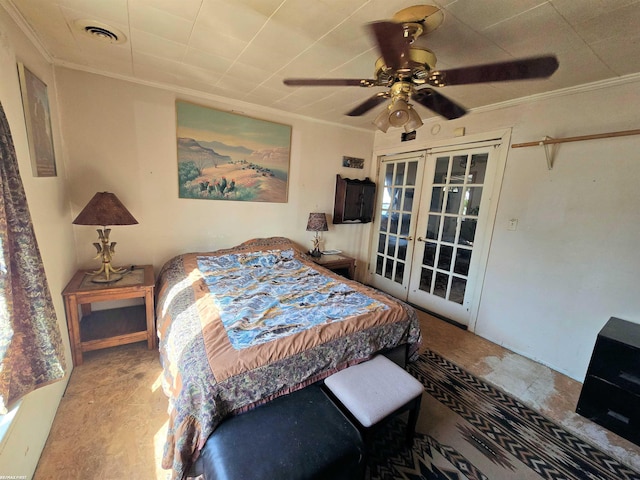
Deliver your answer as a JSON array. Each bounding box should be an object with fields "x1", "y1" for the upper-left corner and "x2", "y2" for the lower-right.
[
  {"x1": 400, "y1": 236, "x2": 413, "y2": 241},
  {"x1": 417, "y1": 237, "x2": 426, "y2": 242}
]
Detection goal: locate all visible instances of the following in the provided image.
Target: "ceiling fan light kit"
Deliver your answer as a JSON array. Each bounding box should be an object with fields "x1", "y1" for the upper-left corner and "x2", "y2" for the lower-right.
[
  {"x1": 373, "y1": 109, "x2": 391, "y2": 133},
  {"x1": 373, "y1": 99, "x2": 423, "y2": 134},
  {"x1": 405, "y1": 106, "x2": 423, "y2": 132},
  {"x1": 389, "y1": 99, "x2": 410, "y2": 127},
  {"x1": 283, "y1": 4, "x2": 559, "y2": 134}
]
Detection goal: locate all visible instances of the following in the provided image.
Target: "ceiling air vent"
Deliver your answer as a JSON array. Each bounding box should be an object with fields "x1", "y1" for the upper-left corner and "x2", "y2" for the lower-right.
[{"x1": 73, "y1": 19, "x2": 127, "y2": 44}]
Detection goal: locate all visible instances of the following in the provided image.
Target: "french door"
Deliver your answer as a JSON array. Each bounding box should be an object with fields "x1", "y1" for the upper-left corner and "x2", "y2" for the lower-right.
[
  {"x1": 368, "y1": 152, "x2": 426, "y2": 299},
  {"x1": 368, "y1": 140, "x2": 504, "y2": 327}
]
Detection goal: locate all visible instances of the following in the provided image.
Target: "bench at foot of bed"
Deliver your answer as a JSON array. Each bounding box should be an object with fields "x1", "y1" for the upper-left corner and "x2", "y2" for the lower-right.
[{"x1": 195, "y1": 384, "x2": 365, "y2": 480}]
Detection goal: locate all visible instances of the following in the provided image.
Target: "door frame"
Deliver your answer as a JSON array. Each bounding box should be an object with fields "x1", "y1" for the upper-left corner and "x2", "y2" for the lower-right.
[{"x1": 368, "y1": 128, "x2": 512, "y2": 332}]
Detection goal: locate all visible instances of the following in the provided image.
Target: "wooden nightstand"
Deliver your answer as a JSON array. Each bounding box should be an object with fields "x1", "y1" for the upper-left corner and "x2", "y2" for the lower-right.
[
  {"x1": 62, "y1": 265, "x2": 155, "y2": 366},
  {"x1": 312, "y1": 254, "x2": 356, "y2": 280}
]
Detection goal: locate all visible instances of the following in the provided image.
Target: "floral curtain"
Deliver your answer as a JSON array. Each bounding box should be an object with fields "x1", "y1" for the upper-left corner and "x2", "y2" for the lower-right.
[{"x1": 0, "y1": 101, "x2": 66, "y2": 414}]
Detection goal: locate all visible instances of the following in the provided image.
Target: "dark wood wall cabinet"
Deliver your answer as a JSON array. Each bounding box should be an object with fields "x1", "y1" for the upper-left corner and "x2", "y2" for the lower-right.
[
  {"x1": 333, "y1": 174, "x2": 376, "y2": 224},
  {"x1": 576, "y1": 317, "x2": 640, "y2": 446}
]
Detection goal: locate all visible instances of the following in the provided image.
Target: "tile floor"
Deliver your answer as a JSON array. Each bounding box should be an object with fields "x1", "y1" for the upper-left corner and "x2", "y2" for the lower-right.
[{"x1": 33, "y1": 311, "x2": 640, "y2": 479}]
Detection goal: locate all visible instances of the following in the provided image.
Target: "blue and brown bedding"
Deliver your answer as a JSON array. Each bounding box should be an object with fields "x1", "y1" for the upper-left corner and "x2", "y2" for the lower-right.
[{"x1": 155, "y1": 237, "x2": 421, "y2": 479}]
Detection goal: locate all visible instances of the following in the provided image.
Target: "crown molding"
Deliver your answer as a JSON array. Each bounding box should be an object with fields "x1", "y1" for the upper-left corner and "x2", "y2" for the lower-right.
[
  {"x1": 53, "y1": 58, "x2": 374, "y2": 133},
  {"x1": 470, "y1": 72, "x2": 640, "y2": 116},
  {"x1": 56, "y1": 56, "x2": 640, "y2": 134},
  {"x1": 0, "y1": 0, "x2": 52, "y2": 62}
]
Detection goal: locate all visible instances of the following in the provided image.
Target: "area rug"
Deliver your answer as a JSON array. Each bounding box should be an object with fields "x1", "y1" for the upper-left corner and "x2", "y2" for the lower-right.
[{"x1": 367, "y1": 349, "x2": 640, "y2": 480}]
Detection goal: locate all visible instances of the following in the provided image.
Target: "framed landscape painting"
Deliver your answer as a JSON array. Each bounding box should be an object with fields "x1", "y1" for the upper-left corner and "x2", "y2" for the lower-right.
[
  {"x1": 176, "y1": 101, "x2": 291, "y2": 202},
  {"x1": 17, "y1": 62, "x2": 57, "y2": 177}
]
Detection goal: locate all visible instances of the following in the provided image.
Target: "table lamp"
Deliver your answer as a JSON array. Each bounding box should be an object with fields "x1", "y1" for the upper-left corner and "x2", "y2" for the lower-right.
[
  {"x1": 72, "y1": 191, "x2": 138, "y2": 283},
  {"x1": 306, "y1": 212, "x2": 328, "y2": 258}
]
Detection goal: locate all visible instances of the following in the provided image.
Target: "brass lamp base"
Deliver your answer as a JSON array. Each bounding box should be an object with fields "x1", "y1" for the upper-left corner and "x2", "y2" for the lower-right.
[
  {"x1": 309, "y1": 232, "x2": 322, "y2": 258},
  {"x1": 90, "y1": 275, "x2": 122, "y2": 283},
  {"x1": 89, "y1": 228, "x2": 127, "y2": 283},
  {"x1": 89, "y1": 264, "x2": 126, "y2": 283}
]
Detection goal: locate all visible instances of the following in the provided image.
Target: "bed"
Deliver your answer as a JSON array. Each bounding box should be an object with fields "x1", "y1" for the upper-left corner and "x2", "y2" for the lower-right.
[{"x1": 155, "y1": 237, "x2": 422, "y2": 479}]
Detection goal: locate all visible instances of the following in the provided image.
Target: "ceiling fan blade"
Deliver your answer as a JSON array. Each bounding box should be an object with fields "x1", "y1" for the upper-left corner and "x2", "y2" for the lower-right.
[
  {"x1": 412, "y1": 89, "x2": 467, "y2": 120},
  {"x1": 370, "y1": 21, "x2": 411, "y2": 71},
  {"x1": 346, "y1": 92, "x2": 390, "y2": 116},
  {"x1": 283, "y1": 78, "x2": 376, "y2": 87},
  {"x1": 428, "y1": 55, "x2": 559, "y2": 87}
]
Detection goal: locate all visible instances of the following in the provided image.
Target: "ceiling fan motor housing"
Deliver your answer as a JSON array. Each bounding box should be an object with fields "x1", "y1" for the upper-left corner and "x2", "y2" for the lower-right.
[{"x1": 374, "y1": 47, "x2": 437, "y2": 85}]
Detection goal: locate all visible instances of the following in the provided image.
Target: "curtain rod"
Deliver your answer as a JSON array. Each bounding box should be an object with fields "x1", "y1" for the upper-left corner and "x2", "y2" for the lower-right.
[
  {"x1": 511, "y1": 128, "x2": 640, "y2": 148},
  {"x1": 511, "y1": 128, "x2": 640, "y2": 170}
]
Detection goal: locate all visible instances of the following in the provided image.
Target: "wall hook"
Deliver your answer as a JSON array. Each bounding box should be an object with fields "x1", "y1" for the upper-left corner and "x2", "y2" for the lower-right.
[{"x1": 540, "y1": 136, "x2": 558, "y2": 170}]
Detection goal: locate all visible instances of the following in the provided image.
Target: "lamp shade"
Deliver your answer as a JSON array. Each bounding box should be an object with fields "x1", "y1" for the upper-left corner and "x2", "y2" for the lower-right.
[
  {"x1": 388, "y1": 99, "x2": 411, "y2": 127},
  {"x1": 306, "y1": 213, "x2": 328, "y2": 232},
  {"x1": 72, "y1": 192, "x2": 138, "y2": 226},
  {"x1": 373, "y1": 108, "x2": 391, "y2": 133},
  {"x1": 404, "y1": 106, "x2": 423, "y2": 132}
]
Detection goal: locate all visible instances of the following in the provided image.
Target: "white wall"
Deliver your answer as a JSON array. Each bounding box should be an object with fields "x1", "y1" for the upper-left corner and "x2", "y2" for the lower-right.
[
  {"x1": 0, "y1": 7, "x2": 75, "y2": 478},
  {"x1": 373, "y1": 78, "x2": 640, "y2": 381},
  {"x1": 55, "y1": 68, "x2": 376, "y2": 278}
]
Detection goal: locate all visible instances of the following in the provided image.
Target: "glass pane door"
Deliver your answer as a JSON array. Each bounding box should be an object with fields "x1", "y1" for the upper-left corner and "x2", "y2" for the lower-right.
[
  {"x1": 407, "y1": 147, "x2": 495, "y2": 325},
  {"x1": 368, "y1": 152, "x2": 425, "y2": 299}
]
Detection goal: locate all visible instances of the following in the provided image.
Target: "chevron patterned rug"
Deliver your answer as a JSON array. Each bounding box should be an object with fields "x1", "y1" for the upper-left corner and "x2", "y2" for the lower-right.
[{"x1": 367, "y1": 349, "x2": 640, "y2": 480}]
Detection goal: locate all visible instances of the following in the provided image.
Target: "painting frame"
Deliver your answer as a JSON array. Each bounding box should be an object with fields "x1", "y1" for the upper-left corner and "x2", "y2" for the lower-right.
[
  {"x1": 342, "y1": 156, "x2": 364, "y2": 169},
  {"x1": 176, "y1": 101, "x2": 292, "y2": 203},
  {"x1": 17, "y1": 62, "x2": 57, "y2": 177}
]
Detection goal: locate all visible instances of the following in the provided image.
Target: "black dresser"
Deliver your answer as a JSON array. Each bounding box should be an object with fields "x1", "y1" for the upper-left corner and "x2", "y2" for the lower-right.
[{"x1": 576, "y1": 317, "x2": 640, "y2": 446}]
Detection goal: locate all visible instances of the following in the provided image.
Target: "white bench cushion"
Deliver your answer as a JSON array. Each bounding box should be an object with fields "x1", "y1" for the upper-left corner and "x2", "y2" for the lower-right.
[{"x1": 325, "y1": 355, "x2": 424, "y2": 428}]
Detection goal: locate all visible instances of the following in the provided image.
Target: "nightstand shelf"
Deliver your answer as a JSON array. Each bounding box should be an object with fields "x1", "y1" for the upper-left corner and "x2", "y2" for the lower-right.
[
  {"x1": 80, "y1": 305, "x2": 147, "y2": 346},
  {"x1": 312, "y1": 253, "x2": 356, "y2": 280},
  {"x1": 62, "y1": 265, "x2": 155, "y2": 366}
]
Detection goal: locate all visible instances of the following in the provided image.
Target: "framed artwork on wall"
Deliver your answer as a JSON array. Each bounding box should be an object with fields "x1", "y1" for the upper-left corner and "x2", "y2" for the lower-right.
[
  {"x1": 342, "y1": 156, "x2": 364, "y2": 169},
  {"x1": 17, "y1": 62, "x2": 57, "y2": 177},
  {"x1": 176, "y1": 101, "x2": 291, "y2": 203}
]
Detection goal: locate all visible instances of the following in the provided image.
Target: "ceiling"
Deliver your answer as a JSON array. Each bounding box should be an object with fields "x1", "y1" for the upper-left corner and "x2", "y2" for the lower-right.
[{"x1": 5, "y1": 0, "x2": 640, "y2": 130}]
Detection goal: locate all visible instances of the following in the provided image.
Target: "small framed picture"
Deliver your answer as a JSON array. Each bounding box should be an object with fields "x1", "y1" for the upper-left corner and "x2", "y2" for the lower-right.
[
  {"x1": 342, "y1": 156, "x2": 364, "y2": 169},
  {"x1": 17, "y1": 62, "x2": 57, "y2": 177}
]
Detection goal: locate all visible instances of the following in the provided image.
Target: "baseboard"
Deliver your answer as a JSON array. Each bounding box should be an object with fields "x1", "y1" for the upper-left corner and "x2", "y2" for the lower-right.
[{"x1": 407, "y1": 303, "x2": 468, "y2": 331}]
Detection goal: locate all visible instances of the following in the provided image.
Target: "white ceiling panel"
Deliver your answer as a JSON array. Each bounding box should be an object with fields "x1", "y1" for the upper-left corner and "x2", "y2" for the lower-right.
[
  {"x1": 482, "y1": 3, "x2": 586, "y2": 57},
  {"x1": 5, "y1": 0, "x2": 639, "y2": 131},
  {"x1": 569, "y1": 1, "x2": 640, "y2": 45},
  {"x1": 182, "y1": 47, "x2": 233, "y2": 75},
  {"x1": 195, "y1": 0, "x2": 270, "y2": 44},
  {"x1": 445, "y1": 0, "x2": 547, "y2": 31},
  {"x1": 223, "y1": 61, "x2": 278, "y2": 91},
  {"x1": 129, "y1": 0, "x2": 203, "y2": 23},
  {"x1": 591, "y1": 33, "x2": 640, "y2": 76},
  {"x1": 548, "y1": 46, "x2": 615, "y2": 88},
  {"x1": 130, "y1": 29, "x2": 187, "y2": 62},
  {"x1": 419, "y1": 15, "x2": 511, "y2": 68},
  {"x1": 62, "y1": 0, "x2": 129, "y2": 25},
  {"x1": 240, "y1": 22, "x2": 315, "y2": 72},
  {"x1": 188, "y1": 27, "x2": 249, "y2": 62},
  {"x1": 269, "y1": 1, "x2": 354, "y2": 42},
  {"x1": 128, "y1": 3, "x2": 194, "y2": 44}
]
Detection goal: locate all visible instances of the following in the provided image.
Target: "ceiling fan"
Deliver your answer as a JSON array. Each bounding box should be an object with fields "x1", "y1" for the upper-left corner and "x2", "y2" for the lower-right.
[{"x1": 283, "y1": 5, "x2": 559, "y2": 133}]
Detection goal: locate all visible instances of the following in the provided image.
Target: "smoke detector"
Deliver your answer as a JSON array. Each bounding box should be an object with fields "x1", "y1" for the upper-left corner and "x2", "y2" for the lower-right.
[{"x1": 73, "y1": 19, "x2": 127, "y2": 44}]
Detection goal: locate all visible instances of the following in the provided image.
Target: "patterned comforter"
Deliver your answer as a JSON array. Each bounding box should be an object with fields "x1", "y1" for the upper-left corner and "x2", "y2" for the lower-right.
[{"x1": 156, "y1": 237, "x2": 422, "y2": 479}]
